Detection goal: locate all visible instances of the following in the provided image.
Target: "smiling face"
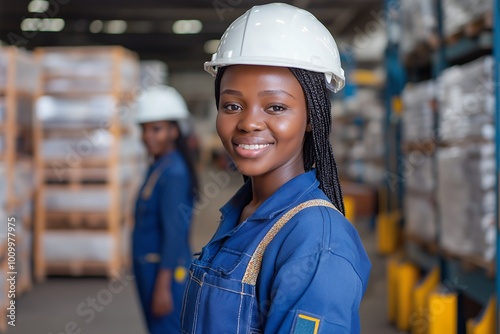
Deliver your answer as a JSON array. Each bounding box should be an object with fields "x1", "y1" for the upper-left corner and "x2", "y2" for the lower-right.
[
  {"x1": 216, "y1": 65, "x2": 308, "y2": 180},
  {"x1": 141, "y1": 120, "x2": 178, "y2": 158}
]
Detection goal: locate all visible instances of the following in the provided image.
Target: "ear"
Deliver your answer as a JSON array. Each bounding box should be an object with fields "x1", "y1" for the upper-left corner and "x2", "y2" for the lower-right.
[{"x1": 306, "y1": 123, "x2": 312, "y2": 132}]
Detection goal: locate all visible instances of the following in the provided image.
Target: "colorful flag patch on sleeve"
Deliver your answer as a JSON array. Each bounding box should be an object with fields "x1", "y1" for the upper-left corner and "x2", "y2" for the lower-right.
[{"x1": 292, "y1": 313, "x2": 320, "y2": 334}]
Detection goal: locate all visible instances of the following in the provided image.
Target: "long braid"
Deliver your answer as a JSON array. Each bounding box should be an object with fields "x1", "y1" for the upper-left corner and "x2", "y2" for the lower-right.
[{"x1": 289, "y1": 67, "x2": 345, "y2": 215}]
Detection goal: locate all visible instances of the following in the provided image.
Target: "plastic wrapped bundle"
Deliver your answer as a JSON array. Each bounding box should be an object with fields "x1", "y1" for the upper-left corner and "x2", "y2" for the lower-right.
[
  {"x1": 36, "y1": 95, "x2": 137, "y2": 128},
  {"x1": 41, "y1": 50, "x2": 138, "y2": 94},
  {"x1": 43, "y1": 231, "x2": 114, "y2": 262},
  {"x1": 443, "y1": 0, "x2": 492, "y2": 37},
  {"x1": 438, "y1": 143, "x2": 496, "y2": 262},
  {"x1": 44, "y1": 185, "x2": 130, "y2": 212},
  {"x1": 405, "y1": 153, "x2": 435, "y2": 193},
  {"x1": 438, "y1": 56, "x2": 494, "y2": 143},
  {"x1": 404, "y1": 194, "x2": 437, "y2": 241},
  {"x1": 0, "y1": 48, "x2": 39, "y2": 93},
  {"x1": 41, "y1": 132, "x2": 142, "y2": 161},
  {"x1": 402, "y1": 81, "x2": 435, "y2": 142},
  {"x1": 14, "y1": 160, "x2": 35, "y2": 200},
  {"x1": 400, "y1": 0, "x2": 436, "y2": 56}
]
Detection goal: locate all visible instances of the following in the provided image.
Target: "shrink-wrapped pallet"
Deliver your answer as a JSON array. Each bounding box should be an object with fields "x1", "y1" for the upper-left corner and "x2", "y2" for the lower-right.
[
  {"x1": 400, "y1": 0, "x2": 436, "y2": 56},
  {"x1": 442, "y1": 0, "x2": 492, "y2": 37},
  {"x1": 402, "y1": 81, "x2": 435, "y2": 142},
  {"x1": 438, "y1": 56, "x2": 494, "y2": 143},
  {"x1": 43, "y1": 231, "x2": 114, "y2": 262},
  {"x1": 404, "y1": 194, "x2": 437, "y2": 242},
  {"x1": 41, "y1": 50, "x2": 137, "y2": 94},
  {"x1": 437, "y1": 143, "x2": 496, "y2": 261}
]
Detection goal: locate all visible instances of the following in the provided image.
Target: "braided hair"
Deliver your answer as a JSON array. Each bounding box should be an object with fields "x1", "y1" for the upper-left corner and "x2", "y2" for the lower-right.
[
  {"x1": 214, "y1": 66, "x2": 345, "y2": 215},
  {"x1": 173, "y1": 121, "x2": 199, "y2": 200}
]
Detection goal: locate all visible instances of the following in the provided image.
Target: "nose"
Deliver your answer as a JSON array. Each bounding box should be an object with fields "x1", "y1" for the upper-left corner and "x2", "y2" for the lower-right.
[{"x1": 236, "y1": 109, "x2": 266, "y2": 133}]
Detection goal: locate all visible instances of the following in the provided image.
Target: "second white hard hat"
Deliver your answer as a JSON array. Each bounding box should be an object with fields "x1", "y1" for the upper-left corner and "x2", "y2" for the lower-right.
[
  {"x1": 136, "y1": 85, "x2": 189, "y2": 124},
  {"x1": 204, "y1": 2, "x2": 345, "y2": 92}
]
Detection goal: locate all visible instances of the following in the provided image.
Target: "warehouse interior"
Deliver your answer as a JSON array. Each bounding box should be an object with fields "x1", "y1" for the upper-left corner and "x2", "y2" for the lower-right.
[{"x1": 0, "y1": 0, "x2": 499, "y2": 333}]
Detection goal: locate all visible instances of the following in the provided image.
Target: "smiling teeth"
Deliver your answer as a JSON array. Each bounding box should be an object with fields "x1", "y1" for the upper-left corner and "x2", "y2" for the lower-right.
[{"x1": 239, "y1": 144, "x2": 270, "y2": 150}]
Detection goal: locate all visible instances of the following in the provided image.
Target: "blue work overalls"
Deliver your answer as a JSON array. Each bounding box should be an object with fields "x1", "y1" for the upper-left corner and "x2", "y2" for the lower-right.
[
  {"x1": 180, "y1": 170, "x2": 371, "y2": 334},
  {"x1": 133, "y1": 150, "x2": 194, "y2": 334}
]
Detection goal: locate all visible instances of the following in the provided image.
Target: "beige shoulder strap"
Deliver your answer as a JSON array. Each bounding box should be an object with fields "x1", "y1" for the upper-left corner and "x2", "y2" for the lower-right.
[{"x1": 242, "y1": 199, "x2": 339, "y2": 285}]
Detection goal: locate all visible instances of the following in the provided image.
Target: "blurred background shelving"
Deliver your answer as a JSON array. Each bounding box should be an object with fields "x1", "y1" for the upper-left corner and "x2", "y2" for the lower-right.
[{"x1": 33, "y1": 46, "x2": 143, "y2": 280}]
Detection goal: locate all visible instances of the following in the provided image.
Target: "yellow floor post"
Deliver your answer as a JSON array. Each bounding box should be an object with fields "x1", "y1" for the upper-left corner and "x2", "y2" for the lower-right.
[
  {"x1": 427, "y1": 288, "x2": 457, "y2": 334},
  {"x1": 387, "y1": 254, "x2": 403, "y2": 323},
  {"x1": 466, "y1": 297, "x2": 496, "y2": 334},
  {"x1": 377, "y1": 210, "x2": 401, "y2": 255},
  {"x1": 396, "y1": 261, "x2": 420, "y2": 332},
  {"x1": 343, "y1": 195, "x2": 355, "y2": 224},
  {"x1": 412, "y1": 267, "x2": 441, "y2": 334}
]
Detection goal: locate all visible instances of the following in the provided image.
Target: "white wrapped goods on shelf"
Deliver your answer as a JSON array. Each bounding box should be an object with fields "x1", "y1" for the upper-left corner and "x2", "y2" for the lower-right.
[
  {"x1": 438, "y1": 56, "x2": 494, "y2": 143},
  {"x1": 400, "y1": 0, "x2": 437, "y2": 56},
  {"x1": 14, "y1": 160, "x2": 35, "y2": 200},
  {"x1": 404, "y1": 153, "x2": 435, "y2": 193},
  {"x1": 438, "y1": 142, "x2": 496, "y2": 262},
  {"x1": 404, "y1": 194, "x2": 437, "y2": 242},
  {"x1": 442, "y1": 0, "x2": 492, "y2": 37},
  {"x1": 44, "y1": 186, "x2": 128, "y2": 212},
  {"x1": 40, "y1": 132, "x2": 142, "y2": 161},
  {"x1": 402, "y1": 80, "x2": 435, "y2": 142},
  {"x1": 36, "y1": 95, "x2": 136, "y2": 128},
  {"x1": 43, "y1": 231, "x2": 114, "y2": 262},
  {"x1": 41, "y1": 50, "x2": 138, "y2": 94},
  {"x1": 0, "y1": 47, "x2": 39, "y2": 93}
]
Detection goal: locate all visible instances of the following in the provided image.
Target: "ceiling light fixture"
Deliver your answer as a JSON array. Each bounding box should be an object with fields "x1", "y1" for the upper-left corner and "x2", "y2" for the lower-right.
[
  {"x1": 89, "y1": 20, "x2": 104, "y2": 33},
  {"x1": 204, "y1": 39, "x2": 220, "y2": 54},
  {"x1": 104, "y1": 20, "x2": 127, "y2": 34},
  {"x1": 21, "y1": 18, "x2": 65, "y2": 32},
  {"x1": 172, "y1": 20, "x2": 202, "y2": 34},
  {"x1": 28, "y1": 0, "x2": 49, "y2": 13}
]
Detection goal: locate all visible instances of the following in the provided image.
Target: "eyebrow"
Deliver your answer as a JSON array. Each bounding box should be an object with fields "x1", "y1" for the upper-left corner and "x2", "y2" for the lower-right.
[
  {"x1": 258, "y1": 89, "x2": 295, "y2": 99},
  {"x1": 220, "y1": 89, "x2": 243, "y2": 97},
  {"x1": 220, "y1": 89, "x2": 295, "y2": 99}
]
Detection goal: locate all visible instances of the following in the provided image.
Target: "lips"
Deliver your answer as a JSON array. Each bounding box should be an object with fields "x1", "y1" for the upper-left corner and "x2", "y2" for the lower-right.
[{"x1": 232, "y1": 138, "x2": 274, "y2": 158}]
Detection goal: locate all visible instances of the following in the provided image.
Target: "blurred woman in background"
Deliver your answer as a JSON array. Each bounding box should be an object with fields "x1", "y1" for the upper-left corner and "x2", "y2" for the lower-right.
[{"x1": 133, "y1": 85, "x2": 198, "y2": 333}]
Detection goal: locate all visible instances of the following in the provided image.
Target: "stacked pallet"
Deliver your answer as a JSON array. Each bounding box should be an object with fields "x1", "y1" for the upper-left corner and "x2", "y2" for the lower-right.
[
  {"x1": 401, "y1": 81, "x2": 437, "y2": 243},
  {"x1": 0, "y1": 46, "x2": 40, "y2": 331},
  {"x1": 437, "y1": 56, "x2": 495, "y2": 264},
  {"x1": 34, "y1": 46, "x2": 143, "y2": 280}
]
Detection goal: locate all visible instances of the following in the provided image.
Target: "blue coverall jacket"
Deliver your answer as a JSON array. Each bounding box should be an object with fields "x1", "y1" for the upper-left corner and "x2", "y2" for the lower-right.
[
  {"x1": 133, "y1": 150, "x2": 194, "y2": 334},
  {"x1": 180, "y1": 170, "x2": 371, "y2": 334}
]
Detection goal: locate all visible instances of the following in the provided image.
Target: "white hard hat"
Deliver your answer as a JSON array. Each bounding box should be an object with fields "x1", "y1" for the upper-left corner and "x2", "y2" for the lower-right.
[
  {"x1": 136, "y1": 85, "x2": 189, "y2": 124},
  {"x1": 204, "y1": 2, "x2": 345, "y2": 92}
]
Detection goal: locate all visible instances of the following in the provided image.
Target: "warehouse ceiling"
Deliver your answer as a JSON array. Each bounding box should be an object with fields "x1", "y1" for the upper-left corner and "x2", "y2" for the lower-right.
[{"x1": 0, "y1": 0, "x2": 383, "y2": 72}]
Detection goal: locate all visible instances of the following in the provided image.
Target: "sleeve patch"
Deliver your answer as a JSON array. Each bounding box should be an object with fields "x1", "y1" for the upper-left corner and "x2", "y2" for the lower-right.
[{"x1": 292, "y1": 313, "x2": 320, "y2": 334}]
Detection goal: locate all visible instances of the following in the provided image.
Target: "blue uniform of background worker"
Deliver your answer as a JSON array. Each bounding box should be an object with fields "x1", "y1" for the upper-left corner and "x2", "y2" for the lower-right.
[
  {"x1": 181, "y1": 3, "x2": 371, "y2": 334},
  {"x1": 133, "y1": 86, "x2": 198, "y2": 334}
]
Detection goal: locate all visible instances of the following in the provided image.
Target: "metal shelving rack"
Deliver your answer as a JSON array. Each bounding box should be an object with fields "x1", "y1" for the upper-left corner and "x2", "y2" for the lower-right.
[{"x1": 384, "y1": 0, "x2": 498, "y2": 331}]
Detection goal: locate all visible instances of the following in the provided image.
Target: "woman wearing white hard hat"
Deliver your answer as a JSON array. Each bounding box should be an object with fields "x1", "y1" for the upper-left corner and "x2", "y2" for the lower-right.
[
  {"x1": 180, "y1": 3, "x2": 370, "y2": 334},
  {"x1": 132, "y1": 85, "x2": 197, "y2": 334}
]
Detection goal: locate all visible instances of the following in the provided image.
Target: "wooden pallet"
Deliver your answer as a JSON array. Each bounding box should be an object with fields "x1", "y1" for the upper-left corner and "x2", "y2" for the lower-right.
[
  {"x1": 45, "y1": 211, "x2": 120, "y2": 230},
  {"x1": 44, "y1": 260, "x2": 118, "y2": 278},
  {"x1": 34, "y1": 46, "x2": 140, "y2": 281}
]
